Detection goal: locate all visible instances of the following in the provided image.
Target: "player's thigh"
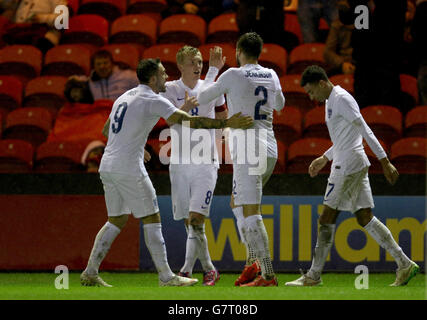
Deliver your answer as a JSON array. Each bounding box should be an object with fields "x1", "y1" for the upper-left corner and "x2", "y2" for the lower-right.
[
  {"x1": 169, "y1": 165, "x2": 191, "y2": 221},
  {"x1": 100, "y1": 171, "x2": 131, "y2": 218},
  {"x1": 233, "y1": 163, "x2": 263, "y2": 206},
  {"x1": 189, "y1": 165, "x2": 218, "y2": 218}
]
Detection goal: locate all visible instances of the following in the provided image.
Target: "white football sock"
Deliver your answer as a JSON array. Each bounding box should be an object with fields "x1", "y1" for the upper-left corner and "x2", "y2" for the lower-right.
[
  {"x1": 307, "y1": 224, "x2": 335, "y2": 280},
  {"x1": 244, "y1": 214, "x2": 274, "y2": 279},
  {"x1": 180, "y1": 224, "x2": 199, "y2": 275},
  {"x1": 364, "y1": 216, "x2": 411, "y2": 269},
  {"x1": 233, "y1": 206, "x2": 256, "y2": 265},
  {"x1": 191, "y1": 224, "x2": 215, "y2": 272},
  {"x1": 85, "y1": 221, "x2": 121, "y2": 275},
  {"x1": 143, "y1": 223, "x2": 175, "y2": 282}
]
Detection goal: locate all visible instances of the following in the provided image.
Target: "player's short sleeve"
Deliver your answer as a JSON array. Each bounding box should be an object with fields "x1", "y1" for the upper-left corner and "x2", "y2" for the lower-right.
[
  {"x1": 149, "y1": 97, "x2": 178, "y2": 120},
  {"x1": 337, "y1": 93, "x2": 361, "y2": 123},
  {"x1": 271, "y1": 69, "x2": 282, "y2": 92}
]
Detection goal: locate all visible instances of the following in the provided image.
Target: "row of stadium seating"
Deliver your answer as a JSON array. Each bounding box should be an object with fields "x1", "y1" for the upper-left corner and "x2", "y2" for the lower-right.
[{"x1": 0, "y1": 136, "x2": 425, "y2": 174}]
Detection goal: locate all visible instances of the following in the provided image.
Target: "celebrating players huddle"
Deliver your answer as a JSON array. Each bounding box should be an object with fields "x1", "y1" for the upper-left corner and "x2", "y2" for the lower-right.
[{"x1": 80, "y1": 32, "x2": 419, "y2": 288}]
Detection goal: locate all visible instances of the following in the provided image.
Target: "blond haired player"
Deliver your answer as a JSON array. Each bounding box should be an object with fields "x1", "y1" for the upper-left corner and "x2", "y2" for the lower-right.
[{"x1": 160, "y1": 46, "x2": 227, "y2": 285}]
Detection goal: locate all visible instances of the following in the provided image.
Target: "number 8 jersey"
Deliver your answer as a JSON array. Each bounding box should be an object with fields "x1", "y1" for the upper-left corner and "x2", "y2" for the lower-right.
[
  {"x1": 198, "y1": 64, "x2": 285, "y2": 159},
  {"x1": 99, "y1": 84, "x2": 177, "y2": 176}
]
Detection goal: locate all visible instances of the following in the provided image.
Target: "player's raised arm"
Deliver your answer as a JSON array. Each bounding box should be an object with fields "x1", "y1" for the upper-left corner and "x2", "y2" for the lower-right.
[{"x1": 167, "y1": 109, "x2": 253, "y2": 129}]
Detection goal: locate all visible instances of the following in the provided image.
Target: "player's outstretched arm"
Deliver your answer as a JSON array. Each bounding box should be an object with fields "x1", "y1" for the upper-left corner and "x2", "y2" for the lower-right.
[
  {"x1": 167, "y1": 109, "x2": 253, "y2": 129},
  {"x1": 379, "y1": 157, "x2": 399, "y2": 185}
]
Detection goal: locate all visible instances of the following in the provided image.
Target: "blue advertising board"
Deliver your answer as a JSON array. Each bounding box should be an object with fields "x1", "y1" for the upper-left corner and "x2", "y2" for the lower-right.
[{"x1": 140, "y1": 196, "x2": 426, "y2": 272}]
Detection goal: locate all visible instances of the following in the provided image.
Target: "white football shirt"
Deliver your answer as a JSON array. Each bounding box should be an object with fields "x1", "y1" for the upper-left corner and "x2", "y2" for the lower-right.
[
  {"x1": 325, "y1": 85, "x2": 386, "y2": 175},
  {"x1": 161, "y1": 78, "x2": 225, "y2": 166},
  {"x1": 198, "y1": 65, "x2": 285, "y2": 160},
  {"x1": 99, "y1": 84, "x2": 177, "y2": 176}
]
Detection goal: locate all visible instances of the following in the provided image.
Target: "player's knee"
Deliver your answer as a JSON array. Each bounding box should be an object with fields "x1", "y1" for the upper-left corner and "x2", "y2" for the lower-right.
[
  {"x1": 355, "y1": 208, "x2": 373, "y2": 227},
  {"x1": 142, "y1": 212, "x2": 161, "y2": 224},
  {"x1": 108, "y1": 215, "x2": 128, "y2": 229},
  {"x1": 189, "y1": 212, "x2": 205, "y2": 226}
]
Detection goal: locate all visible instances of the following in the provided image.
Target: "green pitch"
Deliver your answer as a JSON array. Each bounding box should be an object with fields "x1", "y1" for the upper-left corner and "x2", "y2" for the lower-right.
[{"x1": 0, "y1": 272, "x2": 425, "y2": 300}]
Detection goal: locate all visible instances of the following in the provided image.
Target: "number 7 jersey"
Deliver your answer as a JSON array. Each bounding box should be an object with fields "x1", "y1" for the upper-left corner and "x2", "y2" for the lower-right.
[{"x1": 198, "y1": 64, "x2": 285, "y2": 159}]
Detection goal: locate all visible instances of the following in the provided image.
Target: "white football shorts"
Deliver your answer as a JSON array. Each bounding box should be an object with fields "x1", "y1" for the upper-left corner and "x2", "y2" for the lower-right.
[
  {"x1": 169, "y1": 164, "x2": 218, "y2": 220},
  {"x1": 232, "y1": 157, "x2": 277, "y2": 206},
  {"x1": 100, "y1": 171, "x2": 159, "y2": 219},
  {"x1": 323, "y1": 166, "x2": 374, "y2": 213}
]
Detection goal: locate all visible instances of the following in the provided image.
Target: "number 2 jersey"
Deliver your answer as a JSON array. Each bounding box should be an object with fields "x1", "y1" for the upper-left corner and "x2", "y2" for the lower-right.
[
  {"x1": 99, "y1": 84, "x2": 177, "y2": 176},
  {"x1": 198, "y1": 64, "x2": 285, "y2": 159}
]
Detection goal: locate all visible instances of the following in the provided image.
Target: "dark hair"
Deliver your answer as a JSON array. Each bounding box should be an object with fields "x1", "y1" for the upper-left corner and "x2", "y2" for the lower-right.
[
  {"x1": 300, "y1": 65, "x2": 329, "y2": 87},
  {"x1": 64, "y1": 78, "x2": 94, "y2": 103},
  {"x1": 236, "y1": 32, "x2": 263, "y2": 60},
  {"x1": 136, "y1": 58, "x2": 161, "y2": 84},
  {"x1": 91, "y1": 50, "x2": 114, "y2": 68}
]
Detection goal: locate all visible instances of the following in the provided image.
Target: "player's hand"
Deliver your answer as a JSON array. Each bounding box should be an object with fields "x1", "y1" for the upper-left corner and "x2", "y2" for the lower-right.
[
  {"x1": 380, "y1": 157, "x2": 399, "y2": 185},
  {"x1": 308, "y1": 155, "x2": 328, "y2": 177},
  {"x1": 181, "y1": 91, "x2": 199, "y2": 113},
  {"x1": 209, "y1": 46, "x2": 226, "y2": 71},
  {"x1": 144, "y1": 149, "x2": 151, "y2": 163},
  {"x1": 226, "y1": 112, "x2": 254, "y2": 129}
]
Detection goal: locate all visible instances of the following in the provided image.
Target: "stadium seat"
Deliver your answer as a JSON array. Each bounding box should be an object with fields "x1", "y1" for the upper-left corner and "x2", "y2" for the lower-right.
[
  {"x1": 127, "y1": 0, "x2": 167, "y2": 14},
  {"x1": 78, "y1": 0, "x2": 126, "y2": 22},
  {"x1": 43, "y1": 45, "x2": 92, "y2": 77},
  {"x1": 3, "y1": 107, "x2": 53, "y2": 148},
  {"x1": 259, "y1": 44, "x2": 288, "y2": 77},
  {"x1": 145, "y1": 138, "x2": 170, "y2": 172},
  {"x1": 61, "y1": 14, "x2": 109, "y2": 47},
  {"x1": 67, "y1": 0, "x2": 80, "y2": 16},
  {"x1": 0, "y1": 45, "x2": 42, "y2": 84},
  {"x1": 287, "y1": 138, "x2": 332, "y2": 173},
  {"x1": 207, "y1": 13, "x2": 239, "y2": 44},
  {"x1": 158, "y1": 14, "x2": 206, "y2": 47},
  {"x1": 273, "y1": 106, "x2": 302, "y2": 146},
  {"x1": 361, "y1": 105, "x2": 403, "y2": 148},
  {"x1": 404, "y1": 106, "x2": 427, "y2": 138},
  {"x1": 399, "y1": 74, "x2": 418, "y2": 114},
  {"x1": 35, "y1": 140, "x2": 89, "y2": 172},
  {"x1": 198, "y1": 43, "x2": 236, "y2": 76},
  {"x1": 110, "y1": 14, "x2": 157, "y2": 48},
  {"x1": 23, "y1": 76, "x2": 67, "y2": 114},
  {"x1": 102, "y1": 44, "x2": 140, "y2": 70},
  {"x1": 303, "y1": 106, "x2": 329, "y2": 139},
  {"x1": 390, "y1": 137, "x2": 427, "y2": 174},
  {"x1": 284, "y1": 13, "x2": 303, "y2": 45},
  {"x1": 0, "y1": 139, "x2": 34, "y2": 172},
  {"x1": 280, "y1": 75, "x2": 316, "y2": 115},
  {"x1": 142, "y1": 44, "x2": 182, "y2": 79},
  {"x1": 288, "y1": 43, "x2": 327, "y2": 74},
  {"x1": 330, "y1": 74, "x2": 354, "y2": 95},
  {"x1": 363, "y1": 139, "x2": 388, "y2": 174},
  {"x1": 0, "y1": 76, "x2": 23, "y2": 116}
]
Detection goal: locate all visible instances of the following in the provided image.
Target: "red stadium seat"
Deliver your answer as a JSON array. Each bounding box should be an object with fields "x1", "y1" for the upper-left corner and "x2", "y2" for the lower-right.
[
  {"x1": 158, "y1": 14, "x2": 207, "y2": 47},
  {"x1": 142, "y1": 44, "x2": 182, "y2": 79},
  {"x1": 288, "y1": 43, "x2": 327, "y2": 74},
  {"x1": 145, "y1": 138, "x2": 170, "y2": 171},
  {"x1": 284, "y1": 13, "x2": 303, "y2": 45},
  {"x1": 287, "y1": 138, "x2": 332, "y2": 173},
  {"x1": 3, "y1": 107, "x2": 53, "y2": 147},
  {"x1": 0, "y1": 76, "x2": 23, "y2": 116},
  {"x1": 0, "y1": 45, "x2": 42, "y2": 84},
  {"x1": 330, "y1": 74, "x2": 354, "y2": 95},
  {"x1": 363, "y1": 139, "x2": 388, "y2": 174},
  {"x1": 78, "y1": 0, "x2": 126, "y2": 22},
  {"x1": 390, "y1": 137, "x2": 427, "y2": 174},
  {"x1": 43, "y1": 45, "x2": 92, "y2": 76},
  {"x1": 259, "y1": 44, "x2": 288, "y2": 77},
  {"x1": 35, "y1": 140, "x2": 89, "y2": 172},
  {"x1": 110, "y1": 14, "x2": 157, "y2": 48},
  {"x1": 400, "y1": 74, "x2": 418, "y2": 113},
  {"x1": 303, "y1": 106, "x2": 329, "y2": 139},
  {"x1": 207, "y1": 13, "x2": 239, "y2": 44},
  {"x1": 404, "y1": 106, "x2": 427, "y2": 138},
  {"x1": 67, "y1": 0, "x2": 80, "y2": 16},
  {"x1": 23, "y1": 76, "x2": 67, "y2": 114},
  {"x1": 62, "y1": 14, "x2": 109, "y2": 47},
  {"x1": 361, "y1": 105, "x2": 402, "y2": 148},
  {"x1": 280, "y1": 75, "x2": 316, "y2": 115},
  {"x1": 102, "y1": 44, "x2": 140, "y2": 70},
  {"x1": 0, "y1": 139, "x2": 34, "y2": 172},
  {"x1": 198, "y1": 43, "x2": 236, "y2": 76},
  {"x1": 273, "y1": 106, "x2": 302, "y2": 146}
]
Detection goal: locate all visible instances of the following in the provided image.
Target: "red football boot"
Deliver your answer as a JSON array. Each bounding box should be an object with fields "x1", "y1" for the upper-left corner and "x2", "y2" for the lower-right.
[{"x1": 234, "y1": 261, "x2": 260, "y2": 286}]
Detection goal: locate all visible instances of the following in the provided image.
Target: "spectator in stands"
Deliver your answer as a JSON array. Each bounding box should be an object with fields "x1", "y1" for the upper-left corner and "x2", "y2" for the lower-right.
[
  {"x1": 323, "y1": 0, "x2": 355, "y2": 75},
  {"x1": 1, "y1": 0, "x2": 68, "y2": 53},
  {"x1": 86, "y1": 50, "x2": 139, "y2": 101},
  {"x1": 64, "y1": 77, "x2": 94, "y2": 104},
  {"x1": 164, "y1": 0, "x2": 226, "y2": 22},
  {"x1": 412, "y1": 0, "x2": 427, "y2": 105},
  {"x1": 297, "y1": 0, "x2": 338, "y2": 43}
]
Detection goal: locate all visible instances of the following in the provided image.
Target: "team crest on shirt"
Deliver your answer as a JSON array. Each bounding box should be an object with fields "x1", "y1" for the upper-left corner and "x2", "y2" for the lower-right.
[{"x1": 327, "y1": 108, "x2": 332, "y2": 119}]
